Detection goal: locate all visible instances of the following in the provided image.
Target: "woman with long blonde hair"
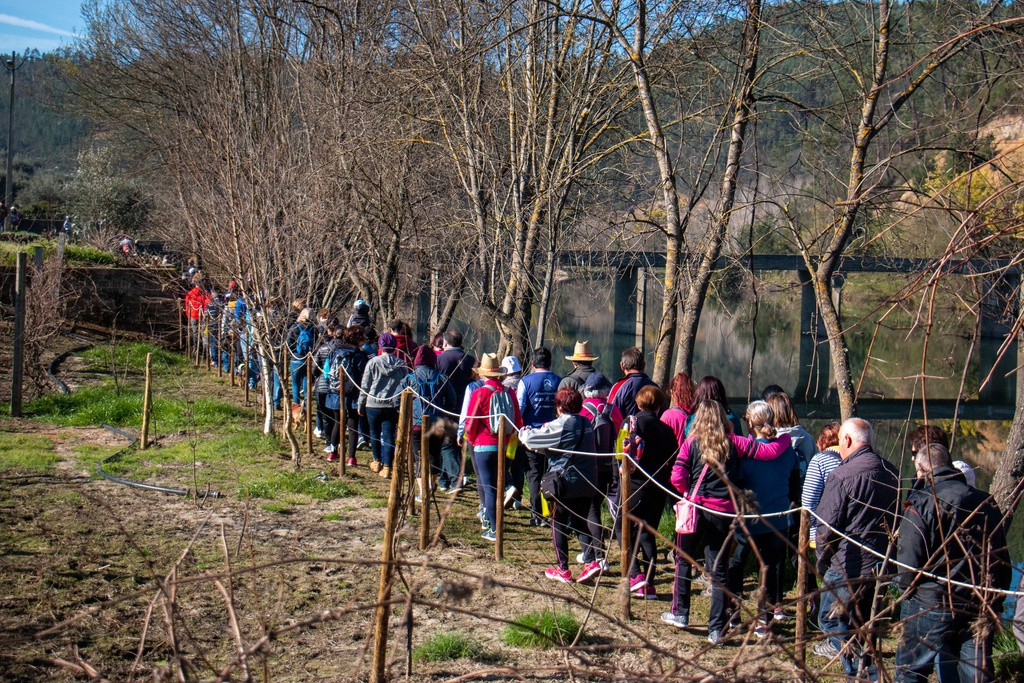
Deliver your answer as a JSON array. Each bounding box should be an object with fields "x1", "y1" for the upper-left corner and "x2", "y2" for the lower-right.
[{"x1": 663, "y1": 399, "x2": 794, "y2": 644}]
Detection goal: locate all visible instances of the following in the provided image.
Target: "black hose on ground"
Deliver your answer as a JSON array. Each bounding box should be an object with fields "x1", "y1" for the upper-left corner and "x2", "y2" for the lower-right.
[{"x1": 46, "y1": 345, "x2": 220, "y2": 498}]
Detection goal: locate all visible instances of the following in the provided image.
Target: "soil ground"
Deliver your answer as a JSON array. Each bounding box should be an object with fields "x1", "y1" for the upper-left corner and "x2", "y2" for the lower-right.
[{"x1": 0, "y1": 337, "x2": 876, "y2": 681}]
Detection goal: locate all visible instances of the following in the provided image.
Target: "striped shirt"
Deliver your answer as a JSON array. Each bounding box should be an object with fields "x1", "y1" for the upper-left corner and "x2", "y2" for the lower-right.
[{"x1": 802, "y1": 448, "x2": 842, "y2": 543}]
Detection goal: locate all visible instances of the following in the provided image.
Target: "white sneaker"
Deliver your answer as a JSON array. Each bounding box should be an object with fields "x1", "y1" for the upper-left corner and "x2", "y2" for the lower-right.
[
  {"x1": 576, "y1": 552, "x2": 586, "y2": 564},
  {"x1": 314, "y1": 428, "x2": 323, "y2": 439},
  {"x1": 323, "y1": 445, "x2": 335, "y2": 454}
]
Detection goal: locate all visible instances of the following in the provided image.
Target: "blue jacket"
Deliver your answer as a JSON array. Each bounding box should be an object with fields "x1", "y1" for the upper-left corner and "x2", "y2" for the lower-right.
[
  {"x1": 739, "y1": 439, "x2": 799, "y2": 534},
  {"x1": 518, "y1": 370, "x2": 561, "y2": 427}
]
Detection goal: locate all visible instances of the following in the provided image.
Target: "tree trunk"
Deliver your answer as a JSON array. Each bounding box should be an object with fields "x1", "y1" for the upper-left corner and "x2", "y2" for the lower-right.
[
  {"x1": 992, "y1": 285, "x2": 1024, "y2": 518},
  {"x1": 676, "y1": 0, "x2": 761, "y2": 377}
]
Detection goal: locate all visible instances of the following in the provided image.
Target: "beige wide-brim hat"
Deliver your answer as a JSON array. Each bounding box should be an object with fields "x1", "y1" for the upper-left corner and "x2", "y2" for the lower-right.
[
  {"x1": 478, "y1": 353, "x2": 507, "y2": 378},
  {"x1": 565, "y1": 340, "x2": 599, "y2": 362}
]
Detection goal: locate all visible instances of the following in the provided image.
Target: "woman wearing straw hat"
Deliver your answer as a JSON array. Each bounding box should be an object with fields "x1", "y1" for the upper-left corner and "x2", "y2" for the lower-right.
[
  {"x1": 464, "y1": 354, "x2": 524, "y2": 541},
  {"x1": 559, "y1": 341, "x2": 600, "y2": 392}
]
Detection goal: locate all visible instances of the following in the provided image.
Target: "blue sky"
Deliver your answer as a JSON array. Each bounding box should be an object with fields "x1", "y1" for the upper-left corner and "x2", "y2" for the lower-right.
[{"x1": 0, "y1": 0, "x2": 82, "y2": 55}]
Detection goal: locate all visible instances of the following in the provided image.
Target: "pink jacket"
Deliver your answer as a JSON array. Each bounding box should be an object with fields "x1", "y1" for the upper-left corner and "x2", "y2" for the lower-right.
[
  {"x1": 464, "y1": 379, "x2": 523, "y2": 449},
  {"x1": 670, "y1": 433, "x2": 792, "y2": 513},
  {"x1": 660, "y1": 405, "x2": 693, "y2": 448}
]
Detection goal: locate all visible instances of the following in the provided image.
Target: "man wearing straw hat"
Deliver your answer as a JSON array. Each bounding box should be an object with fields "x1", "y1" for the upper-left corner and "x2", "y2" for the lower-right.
[{"x1": 560, "y1": 340, "x2": 600, "y2": 393}]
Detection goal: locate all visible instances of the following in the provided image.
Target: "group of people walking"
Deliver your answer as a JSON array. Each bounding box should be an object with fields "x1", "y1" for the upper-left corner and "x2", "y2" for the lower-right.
[{"x1": 180, "y1": 279, "x2": 1013, "y2": 682}]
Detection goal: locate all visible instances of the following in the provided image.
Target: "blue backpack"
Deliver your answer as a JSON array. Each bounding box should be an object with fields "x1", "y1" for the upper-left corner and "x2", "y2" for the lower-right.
[
  {"x1": 416, "y1": 372, "x2": 443, "y2": 417},
  {"x1": 295, "y1": 325, "x2": 314, "y2": 357}
]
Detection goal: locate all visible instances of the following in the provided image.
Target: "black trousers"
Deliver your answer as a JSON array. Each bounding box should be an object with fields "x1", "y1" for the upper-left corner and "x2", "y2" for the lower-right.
[{"x1": 526, "y1": 448, "x2": 548, "y2": 519}]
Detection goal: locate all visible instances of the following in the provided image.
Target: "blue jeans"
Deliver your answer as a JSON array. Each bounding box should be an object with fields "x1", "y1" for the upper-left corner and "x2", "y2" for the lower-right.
[
  {"x1": 819, "y1": 568, "x2": 880, "y2": 681},
  {"x1": 474, "y1": 447, "x2": 499, "y2": 530},
  {"x1": 439, "y1": 438, "x2": 462, "y2": 489},
  {"x1": 366, "y1": 406, "x2": 399, "y2": 467},
  {"x1": 894, "y1": 594, "x2": 993, "y2": 683},
  {"x1": 289, "y1": 359, "x2": 307, "y2": 402}
]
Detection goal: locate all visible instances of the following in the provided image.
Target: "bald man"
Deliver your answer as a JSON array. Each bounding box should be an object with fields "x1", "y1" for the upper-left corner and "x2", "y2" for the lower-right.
[{"x1": 813, "y1": 418, "x2": 899, "y2": 681}]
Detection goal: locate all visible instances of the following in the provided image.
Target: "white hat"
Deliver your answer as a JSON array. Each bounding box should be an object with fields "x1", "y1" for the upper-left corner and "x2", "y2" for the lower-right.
[
  {"x1": 952, "y1": 460, "x2": 976, "y2": 487},
  {"x1": 501, "y1": 355, "x2": 522, "y2": 375}
]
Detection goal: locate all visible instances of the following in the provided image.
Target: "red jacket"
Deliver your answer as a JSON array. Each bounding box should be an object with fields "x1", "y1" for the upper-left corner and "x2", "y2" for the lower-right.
[
  {"x1": 184, "y1": 286, "x2": 210, "y2": 320},
  {"x1": 464, "y1": 378, "x2": 523, "y2": 448}
]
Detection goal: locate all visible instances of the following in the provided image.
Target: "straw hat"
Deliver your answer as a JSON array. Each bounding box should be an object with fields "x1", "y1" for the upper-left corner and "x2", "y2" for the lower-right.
[
  {"x1": 565, "y1": 340, "x2": 599, "y2": 362},
  {"x1": 478, "y1": 353, "x2": 507, "y2": 378}
]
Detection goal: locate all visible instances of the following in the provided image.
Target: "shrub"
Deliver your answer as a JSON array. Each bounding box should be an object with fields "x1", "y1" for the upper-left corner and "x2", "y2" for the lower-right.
[
  {"x1": 501, "y1": 611, "x2": 583, "y2": 648},
  {"x1": 413, "y1": 631, "x2": 484, "y2": 662}
]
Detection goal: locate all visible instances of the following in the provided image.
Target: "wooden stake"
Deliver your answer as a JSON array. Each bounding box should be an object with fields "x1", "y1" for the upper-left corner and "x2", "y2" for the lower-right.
[
  {"x1": 495, "y1": 424, "x2": 506, "y2": 561},
  {"x1": 243, "y1": 332, "x2": 250, "y2": 404},
  {"x1": 177, "y1": 299, "x2": 183, "y2": 350},
  {"x1": 140, "y1": 352, "x2": 153, "y2": 450},
  {"x1": 229, "y1": 331, "x2": 236, "y2": 386},
  {"x1": 795, "y1": 507, "x2": 810, "y2": 676},
  {"x1": 10, "y1": 252, "x2": 26, "y2": 417},
  {"x1": 370, "y1": 388, "x2": 412, "y2": 683},
  {"x1": 619, "y1": 460, "x2": 632, "y2": 621},
  {"x1": 306, "y1": 355, "x2": 313, "y2": 456},
  {"x1": 406, "y1": 421, "x2": 417, "y2": 516},
  {"x1": 217, "y1": 318, "x2": 223, "y2": 379},
  {"x1": 420, "y1": 415, "x2": 431, "y2": 551}
]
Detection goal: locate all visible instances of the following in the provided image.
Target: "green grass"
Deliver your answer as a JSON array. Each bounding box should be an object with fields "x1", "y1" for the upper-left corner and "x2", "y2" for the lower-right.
[
  {"x1": 261, "y1": 501, "x2": 292, "y2": 513},
  {"x1": 0, "y1": 238, "x2": 117, "y2": 265},
  {"x1": 413, "y1": 631, "x2": 485, "y2": 662},
  {"x1": 323, "y1": 512, "x2": 342, "y2": 521},
  {"x1": 501, "y1": 610, "x2": 584, "y2": 648},
  {"x1": 239, "y1": 471, "x2": 355, "y2": 501},
  {"x1": 65, "y1": 244, "x2": 117, "y2": 265},
  {"x1": 26, "y1": 385, "x2": 253, "y2": 430},
  {"x1": 80, "y1": 342, "x2": 186, "y2": 372},
  {"x1": 0, "y1": 434, "x2": 58, "y2": 473},
  {"x1": 995, "y1": 625, "x2": 1024, "y2": 682}
]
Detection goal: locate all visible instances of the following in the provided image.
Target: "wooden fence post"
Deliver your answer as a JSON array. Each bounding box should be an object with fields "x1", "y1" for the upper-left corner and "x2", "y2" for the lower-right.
[
  {"x1": 177, "y1": 300, "x2": 183, "y2": 350},
  {"x1": 420, "y1": 415, "x2": 431, "y2": 550},
  {"x1": 619, "y1": 460, "x2": 632, "y2": 621},
  {"x1": 10, "y1": 252, "x2": 26, "y2": 417},
  {"x1": 370, "y1": 388, "x2": 412, "y2": 683},
  {"x1": 243, "y1": 332, "x2": 250, "y2": 404},
  {"x1": 217, "y1": 319, "x2": 224, "y2": 379},
  {"x1": 140, "y1": 352, "x2": 153, "y2": 450},
  {"x1": 795, "y1": 507, "x2": 810, "y2": 677},
  {"x1": 306, "y1": 355, "x2": 313, "y2": 456},
  {"x1": 495, "y1": 424, "x2": 506, "y2": 560}
]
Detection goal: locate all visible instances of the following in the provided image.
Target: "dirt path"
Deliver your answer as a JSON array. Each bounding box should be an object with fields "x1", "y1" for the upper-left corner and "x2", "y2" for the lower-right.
[{"x1": 0, "y1": 345, "x2": 835, "y2": 681}]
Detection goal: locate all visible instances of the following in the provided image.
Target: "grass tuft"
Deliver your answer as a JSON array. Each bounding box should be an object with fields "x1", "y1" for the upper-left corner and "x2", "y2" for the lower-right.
[
  {"x1": 240, "y1": 471, "x2": 354, "y2": 501},
  {"x1": 501, "y1": 610, "x2": 583, "y2": 648},
  {"x1": 261, "y1": 501, "x2": 291, "y2": 513},
  {"x1": 995, "y1": 625, "x2": 1024, "y2": 682},
  {"x1": 413, "y1": 631, "x2": 485, "y2": 662},
  {"x1": 0, "y1": 434, "x2": 58, "y2": 473},
  {"x1": 323, "y1": 512, "x2": 342, "y2": 521}
]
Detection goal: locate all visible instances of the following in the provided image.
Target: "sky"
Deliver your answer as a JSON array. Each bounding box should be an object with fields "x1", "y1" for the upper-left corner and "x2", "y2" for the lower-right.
[{"x1": 0, "y1": 0, "x2": 82, "y2": 55}]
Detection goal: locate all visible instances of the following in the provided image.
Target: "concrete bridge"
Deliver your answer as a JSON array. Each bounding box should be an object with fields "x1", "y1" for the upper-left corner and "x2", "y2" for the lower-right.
[{"x1": 582, "y1": 252, "x2": 1018, "y2": 420}]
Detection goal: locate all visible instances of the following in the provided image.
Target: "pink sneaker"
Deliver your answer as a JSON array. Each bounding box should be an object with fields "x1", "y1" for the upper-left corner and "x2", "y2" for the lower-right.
[
  {"x1": 629, "y1": 573, "x2": 648, "y2": 593},
  {"x1": 577, "y1": 561, "x2": 603, "y2": 584},
  {"x1": 638, "y1": 583, "x2": 658, "y2": 600},
  {"x1": 545, "y1": 567, "x2": 573, "y2": 583},
  {"x1": 346, "y1": 457, "x2": 357, "y2": 467}
]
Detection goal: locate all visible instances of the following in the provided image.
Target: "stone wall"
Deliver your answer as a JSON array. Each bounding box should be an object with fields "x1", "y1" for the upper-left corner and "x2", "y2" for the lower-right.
[{"x1": 0, "y1": 265, "x2": 183, "y2": 338}]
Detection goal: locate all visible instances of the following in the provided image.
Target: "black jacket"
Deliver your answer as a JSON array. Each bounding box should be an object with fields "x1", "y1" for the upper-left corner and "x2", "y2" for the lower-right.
[
  {"x1": 895, "y1": 465, "x2": 1010, "y2": 612},
  {"x1": 629, "y1": 410, "x2": 679, "y2": 493},
  {"x1": 815, "y1": 445, "x2": 899, "y2": 578},
  {"x1": 437, "y1": 347, "x2": 476, "y2": 400}
]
